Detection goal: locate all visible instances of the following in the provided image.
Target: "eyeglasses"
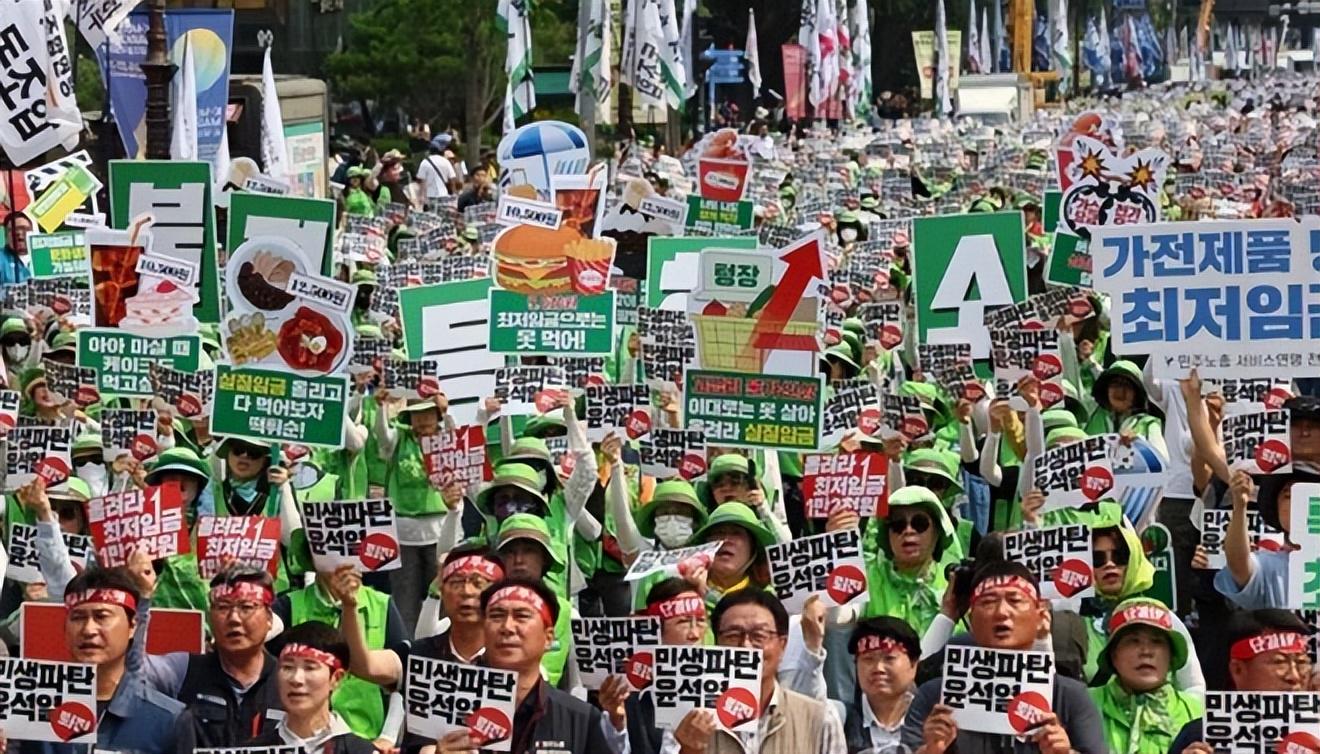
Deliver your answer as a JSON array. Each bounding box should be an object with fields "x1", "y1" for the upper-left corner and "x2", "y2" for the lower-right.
[
  {"x1": 1092, "y1": 549, "x2": 1130, "y2": 568},
  {"x1": 889, "y1": 512, "x2": 931, "y2": 534},
  {"x1": 1268, "y1": 654, "x2": 1314, "y2": 675},
  {"x1": 717, "y1": 627, "x2": 782, "y2": 647},
  {"x1": 210, "y1": 601, "x2": 266, "y2": 619}
]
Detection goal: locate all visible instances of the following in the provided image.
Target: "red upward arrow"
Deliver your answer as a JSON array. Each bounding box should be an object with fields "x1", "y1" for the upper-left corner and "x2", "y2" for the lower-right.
[{"x1": 752, "y1": 235, "x2": 826, "y2": 351}]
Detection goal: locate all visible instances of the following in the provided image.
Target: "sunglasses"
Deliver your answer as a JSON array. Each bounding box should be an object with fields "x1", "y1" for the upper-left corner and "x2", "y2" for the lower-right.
[
  {"x1": 229, "y1": 443, "x2": 268, "y2": 460},
  {"x1": 1092, "y1": 549, "x2": 1130, "y2": 568},
  {"x1": 889, "y1": 512, "x2": 931, "y2": 534},
  {"x1": 907, "y1": 470, "x2": 950, "y2": 493}
]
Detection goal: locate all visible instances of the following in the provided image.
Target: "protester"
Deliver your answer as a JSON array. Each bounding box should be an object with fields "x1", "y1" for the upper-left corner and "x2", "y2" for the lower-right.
[{"x1": 844, "y1": 617, "x2": 921, "y2": 754}]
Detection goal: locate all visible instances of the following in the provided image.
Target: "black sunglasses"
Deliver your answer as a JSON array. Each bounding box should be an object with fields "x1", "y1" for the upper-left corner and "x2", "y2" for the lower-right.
[
  {"x1": 229, "y1": 443, "x2": 268, "y2": 460},
  {"x1": 889, "y1": 512, "x2": 931, "y2": 534},
  {"x1": 908, "y1": 470, "x2": 950, "y2": 493},
  {"x1": 1092, "y1": 549, "x2": 1130, "y2": 568}
]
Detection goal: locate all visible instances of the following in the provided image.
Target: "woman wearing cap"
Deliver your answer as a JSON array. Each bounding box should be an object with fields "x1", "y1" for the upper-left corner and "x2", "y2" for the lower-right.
[
  {"x1": 1084, "y1": 360, "x2": 1166, "y2": 455},
  {"x1": 1089, "y1": 598, "x2": 1202, "y2": 754},
  {"x1": 695, "y1": 452, "x2": 792, "y2": 542},
  {"x1": 614, "y1": 474, "x2": 709, "y2": 610},
  {"x1": 687, "y1": 501, "x2": 777, "y2": 610},
  {"x1": 343, "y1": 166, "x2": 376, "y2": 217},
  {"x1": 859, "y1": 486, "x2": 953, "y2": 636}
]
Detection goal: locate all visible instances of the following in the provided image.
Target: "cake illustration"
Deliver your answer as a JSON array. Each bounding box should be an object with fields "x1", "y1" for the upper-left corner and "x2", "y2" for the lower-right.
[{"x1": 119, "y1": 278, "x2": 199, "y2": 335}]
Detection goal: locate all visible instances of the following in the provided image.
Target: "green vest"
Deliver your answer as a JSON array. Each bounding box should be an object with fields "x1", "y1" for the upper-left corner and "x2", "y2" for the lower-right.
[
  {"x1": 362, "y1": 397, "x2": 389, "y2": 489},
  {"x1": 861, "y1": 557, "x2": 946, "y2": 637},
  {"x1": 387, "y1": 428, "x2": 446, "y2": 518},
  {"x1": 289, "y1": 584, "x2": 389, "y2": 739}
]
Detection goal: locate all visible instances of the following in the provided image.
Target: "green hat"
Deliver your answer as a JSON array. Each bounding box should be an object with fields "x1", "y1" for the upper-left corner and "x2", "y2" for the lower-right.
[
  {"x1": 504, "y1": 436, "x2": 558, "y2": 491},
  {"x1": 1041, "y1": 408, "x2": 1079, "y2": 435},
  {"x1": 837, "y1": 209, "x2": 860, "y2": 224},
  {"x1": 1046, "y1": 426, "x2": 1089, "y2": 446},
  {"x1": 19, "y1": 366, "x2": 46, "y2": 396},
  {"x1": 779, "y1": 185, "x2": 798, "y2": 198},
  {"x1": 691, "y1": 502, "x2": 777, "y2": 550},
  {"x1": 72, "y1": 433, "x2": 102, "y2": 457},
  {"x1": 1092, "y1": 360, "x2": 1149, "y2": 411},
  {"x1": 635, "y1": 480, "x2": 708, "y2": 539},
  {"x1": 351, "y1": 268, "x2": 378, "y2": 287},
  {"x1": 495, "y1": 512, "x2": 565, "y2": 567},
  {"x1": 50, "y1": 331, "x2": 77, "y2": 353},
  {"x1": 215, "y1": 436, "x2": 274, "y2": 460},
  {"x1": 50, "y1": 477, "x2": 92, "y2": 503},
  {"x1": 1097, "y1": 597, "x2": 1189, "y2": 677},
  {"x1": 842, "y1": 317, "x2": 866, "y2": 337},
  {"x1": 145, "y1": 447, "x2": 212, "y2": 487},
  {"x1": 462, "y1": 227, "x2": 480, "y2": 241},
  {"x1": 872, "y1": 485, "x2": 955, "y2": 559},
  {"x1": 821, "y1": 343, "x2": 860, "y2": 371},
  {"x1": 475, "y1": 462, "x2": 549, "y2": 516},
  {"x1": 839, "y1": 332, "x2": 863, "y2": 364},
  {"x1": 398, "y1": 399, "x2": 441, "y2": 421},
  {"x1": 860, "y1": 195, "x2": 879, "y2": 210},
  {"x1": 903, "y1": 448, "x2": 963, "y2": 494},
  {"x1": 347, "y1": 165, "x2": 370, "y2": 179},
  {"x1": 523, "y1": 411, "x2": 567, "y2": 437},
  {"x1": 355, "y1": 323, "x2": 383, "y2": 338},
  {"x1": 0, "y1": 318, "x2": 26, "y2": 338}
]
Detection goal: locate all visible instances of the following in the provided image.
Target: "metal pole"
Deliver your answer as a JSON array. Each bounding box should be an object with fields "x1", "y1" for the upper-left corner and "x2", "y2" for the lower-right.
[{"x1": 141, "y1": 0, "x2": 177, "y2": 159}]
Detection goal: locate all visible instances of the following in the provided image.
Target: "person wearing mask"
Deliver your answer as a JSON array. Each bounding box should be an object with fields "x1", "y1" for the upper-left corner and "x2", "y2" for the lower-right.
[
  {"x1": 0, "y1": 212, "x2": 33, "y2": 286},
  {"x1": 434, "y1": 578, "x2": 624, "y2": 753},
  {"x1": 141, "y1": 447, "x2": 217, "y2": 610},
  {"x1": 666, "y1": 589, "x2": 847, "y2": 754},
  {"x1": 845, "y1": 617, "x2": 921, "y2": 754},
  {"x1": 1088, "y1": 598, "x2": 1202, "y2": 754},
  {"x1": 418, "y1": 135, "x2": 458, "y2": 205},
  {"x1": 900, "y1": 562, "x2": 1107, "y2": 754},
  {"x1": 1168, "y1": 610, "x2": 1313, "y2": 754},
  {"x1": 0, "y1": 316, "x2": 35, "y2": 385},
  {"x1": 249, "y1": 621, "x2": 378, "y2": 754}
]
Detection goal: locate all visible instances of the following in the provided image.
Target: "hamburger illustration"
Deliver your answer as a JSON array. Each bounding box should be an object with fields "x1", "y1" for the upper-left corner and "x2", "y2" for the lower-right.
[{"x1": 493, "y1": 223, "x2": 616, "y2": 296}]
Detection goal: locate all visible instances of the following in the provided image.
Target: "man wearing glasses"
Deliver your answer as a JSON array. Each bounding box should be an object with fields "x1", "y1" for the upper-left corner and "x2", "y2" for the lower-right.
[{"x1": 666, "y1": 589, "x2": 847, "y2": 754}]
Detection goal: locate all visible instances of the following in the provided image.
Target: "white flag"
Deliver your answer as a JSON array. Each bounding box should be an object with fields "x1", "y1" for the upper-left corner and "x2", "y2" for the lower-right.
[
  {"x1": 0, "y1": 0, "x2": 81, "y2": 165},
  {"x1": 1050, "y1": 0, "x2": 1071, "y2": 96},
  {"x1": 571, "y1": 0, "x2": 612, "y2": 107},
  {"x1": 819, "y1": 0, "x2": 840, "y2": 104},
  {"x1": 658, "y1": 0, "x2": 688, "y2": 109},
  {"x1": 631, "y1": 0, "x2": 669, "y2": 109},
  {"x1": 1097, "y1": 3, "x2": 1111, "y2": 86},
  {"x1": 967, "y1": 0, "x2": 981, "y2": 73},
  {"x1": 800, "y1": 0, "x2": 823, "y2": 106},
  {"x1": 747, "y1": 8, "x2": 763, "y2": 98},
  {"x1": 852, "y1": 0, "x2": 872, "y2": 115},
  {"x1": 68, "y1": 0, "x2": 135, "y2": 52},
  {"x1": 171, "y1": 36, "x2": 199, "y2": 162},
  {"x1": 498, "y1": 0, "x2": 536, "y2": 123},
  {"x1": 935, "y1": 0, "x2": 952, "y2": 116},
  {"x1": 980, "y1": 6, "x2": 992, "y2": 74},
  {"x1": 680, "y1": 0, "x2": 698, "y2": 98},
  {"x1": 260, "y1": 46, "x2": 289, "y2": 183}
]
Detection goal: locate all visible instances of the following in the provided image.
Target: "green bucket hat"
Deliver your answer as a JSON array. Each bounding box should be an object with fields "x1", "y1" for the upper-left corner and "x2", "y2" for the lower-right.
[
  {"x1": 0, "y1": 318, "x2": 26, "y2": 338},
  {"x1": 50, "y1": 331, "x2": 77, "y2": 353},
  {"x1": 504, "y1": 436, "x2": 558, "y2": 491},
  {"x1": 903, "y1": 448, "x2": 963, "y2": 495},
  {"x1": 874, "y1": 485, "x2": 955, "y2": 558},
  {"x1": 351, "y1": 268, "x2": 378, "y2": 287},
  {"x1": 72, "y1": 433, "x2": 102, "y2": 458},
  {"x1": 1041, "y1": 408, "x2": 1079, "y2": 435},
  {"x1": 1092, "y1": 360, "x2": 1149, "y2": 411},
  {"x1": 1046, "y1": 426, "x2": 1089, "y2": 447},
  {"x1": 495, "y1": 512, "x2": 565, "y2": 567},
  {"x1": 523, "y1": 411, "x2": 567, "y2": 438},
  {"x1": 19, "y1": 366, "x2": 45, "y2": 397},
  {"x1": 691, "y1": 502, "x2": 777, "y2": 550},
  {"x1": 635, "y1": 480, "x2": 708, "y2": 539},
  {"x1": 50, "y1": 477, "x2": 93, "y2": 503},
  {"x1": 821, "y1": 343, "x2": 860, "y2": 371},
  {"x1": 860, "y1": 195, "x2": 879, "y2": 210},
  {"x1": 475, "y1": 462, "x2": 550, "y2": 516},
  {"x1": 355, "y1": 322, "x2": 383, "y2": 338},
  {"x1": 462, "y1": 227, "x2": 480, "y2": 242},
  {"x1": 145, "y1": 447, "x2": 212, "y2": 487},
  {"x1": 1097, "y1": 597, "x2": 1189, "y2": 677},
  {"x1": 842, "y1": 317, "x2": 866, "y2": 338},
  {"x1": 837, "y1": 209, "x2": 860, "y2": 224}
]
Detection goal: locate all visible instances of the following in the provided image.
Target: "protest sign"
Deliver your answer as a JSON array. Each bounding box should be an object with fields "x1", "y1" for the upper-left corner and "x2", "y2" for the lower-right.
[
  {"x1": 1221, "y1": 409, "x2": 1293, "y2": 474},
  {"x1": 42, "y1": 360, "x2": 100, "y2": 408},
  {"x1": 1001, "y1": 524, "x2": 1094, "y2": 600},
  {"x1": 404, "y1": 656, "x2": 518, "y2": 748},
  {"x1": 226, "y1": 193, "x2": 336, "y2": 278},
  {"x1": 570, "y1": 617, "x2": 663, "y2": 690},
  {"x1": 5, "y1": 524, "x2": 91, "y2": 583},
  {"x1": 651, "y1": 645, "x2": 762, "y2": 733},
  {"x1": 0, "y1": 0, "x2": 80, "y2": 164},
  {"x1": 397, "y1": 279, "x2": 503, "y2": 425},
  {"x1": 492, "y1": 366, "x2": 568, "y2": 415},
  {"x1": 546, "y1": 356, "x2": 608, "y2": 388},
  {"x1": 87, "y1": 483, "x2": 187, "y2": 567},
  {"x1": 601, "y1": 178, "x2": 687, "y2": 279},
  {"x1": 420, "y1": 426, "x2": 489, "y2": 491},
  {"x1": 1290, "y1": 483, "x2": 1320, "y2": 609},
  {"x1": 383, "y1": 358, "x2": 442, "y2": 400},
  {"x1": 496, "y1": 195, "x2": 563, "y2": 229},
  {"x1": 801, "y1": 452, "x2": 887, "y2": 518},
  {"x1": 685, "y1": 195, "x2": 755, "y2": 234},
  {"x1": 0, "y1": 390, "x2": 18, "y2": 434},
  {"x1": 820, "y1": 382, "x2": 883, "y2": 447},
  {"x1": 26, "y1": 231, "x2": 88, "y2": 279},
  {"x1": 1034, "y1": 435, "x2": 1115, "y2": 511},
  {"x1": 1091, "y1": 217, "x2": 1320, "y2": 378},
  {"x1": 941, "y1": 646, "x2": 1054, "y2": 736},
  {"x1": 1203, "y1": 692, "x2": 1320, "y2": 754},
  {"x1": 0, "y1": 658, "x2": 96, "y2": 744},
  {"x1": 149, "y1": 363, "x2": 214, "y2": 418},
  {"x1": 645, "y1": 236, "x2": 758, "y2": 310},
  {"x1": 684, "y1": 370, "x2": 823, "y2": 451},
  {"x1": 3, "y1": 278, "x2": 89, "y2": 320},
  {"x1": 349, "y1": 334, "x2": 390, "y2": 376},
  {"x1": 611, "y1": 276, "x2": 641, "y2": 328},
  {"x1": 642, "y1": 342, "x2": 695, "y2": 389},
  {"x1": 5, "y1": 425, "x2": 73, "y2": 491},
  {"x1": 196, "y1": 516, "x2": 281, "y2": 579},
  {"x1": 990, "y1": 327, "x2": 1064, "y2": 407},
  {"x1": 100, "y1": 408, "x2": 159, "y2": 462},
  {"x1": 766, "y1": 529, "x2": 869, "y2": 612},
  {"x1": 624, "y1": 541, "x2": 724, "y2": 582},
  {"x1": 858, "y1": 301, "x2": 905, "y2": 350},
  {"x1": 77, "y1": 330, "x2": 202, "y2": 397},
  {"x1": 211, "y1": 364, "x2": 348, "y2": 447},
  {"x1": 21, "y1": 603, "x2": 204, "y2": 662},
  {"x1": 882, "y1": 393, "x2": 929, "y2": 441},
  {"x1": 912, "y1": 212, "x2": 1028, "y2": 359},
  {"x1": 639, "y1": 428, "x2": 708, "y2": 479},
  {"x1": 1209, "y1": 378, "x2": 1294, "y2": 415},
  {"x1": 302, "y1": 499, "x2": 401, "y2": 572},
  {"x1": 585, "y1": 384, "x2": 653, "y2": 441},
  {"x1": 1199, "y1": 509, "x2": 1284, "y2": 571}
]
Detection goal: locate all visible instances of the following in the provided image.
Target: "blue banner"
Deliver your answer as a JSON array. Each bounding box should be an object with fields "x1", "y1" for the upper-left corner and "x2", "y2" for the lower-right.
[{"x1": 98, "y1": 9, "x2": 234, "y2": 163}]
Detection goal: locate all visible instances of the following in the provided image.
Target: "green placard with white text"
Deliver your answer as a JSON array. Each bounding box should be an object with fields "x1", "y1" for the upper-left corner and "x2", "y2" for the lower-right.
[
  {"x1": 26, "y1": 231, "x2": 87, "y2": 279},
  {"x1": 646, "y1": 236, "x2": 760, "y2": 308},
  {"x1": 226, "y1": 192, "x2": 337, "y2": 277},
  {"x1": 77, "y1": 329, "x2": 202, "y2": 397},
  {"x1": 212, "y1": 364, "x2": 348, "y2": 447}
]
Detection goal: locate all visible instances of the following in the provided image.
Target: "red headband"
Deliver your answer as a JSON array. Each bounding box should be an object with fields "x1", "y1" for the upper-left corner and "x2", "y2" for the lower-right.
[
  {"x1": 971, "y1": 575, "x2": 1039, "y2": 603},
  {"x1": 442, "y1": 555, "x2": 505, "y2": 583},
  {"x1": 280, "y1": 642, "x2": 343, "y2": 672},
  {"x1": 1230, "y1": 631, "x2": 1308, "y2": 661},
  {"x1": 209, "y1": 581, "x2": 275, "y2": 606},
  {"x1": 488, "y1": 585, "x2": 554, "y2": 628},
  {"x1": 645, "y1": 594, "x2": 706, "y2": 620},
  {"x1": 64, "y1": 588, "x2": 137, "y2": 613},
  {"x1": 855, "y1": 634, "x2": 907, "y2": 656},
  {"x1": 1109, "y1": 603, "x2": 1174, "y2": 634}
]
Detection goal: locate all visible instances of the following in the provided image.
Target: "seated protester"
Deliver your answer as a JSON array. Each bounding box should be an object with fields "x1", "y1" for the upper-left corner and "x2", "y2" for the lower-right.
[
  {"x1": 695, "y1": 453, "x2": 792, "y2": 542},
  {"x1": 1083, "y1": 361, "x2": 1165, "y2": 456},
  {"x1": 845, "y1": 617, "x2": 921, "y2": 754},
  {"x1": 860, "y1": 486, "x2": 953, "y2": 637},
  {"x1": 1089, "y1": 599, "x2": 1202, "y2": 754},
  {"x1": 248, "y1": 621, "x2": 376, "y2": 754},
  {"x1": 627, "y1": 578, "x2": 710, "y2": 754},
  {"x1": 666, "y1": 589, "x2": 847, "y2": 754},
  {"x1": 1168, "y1": 610, "x2": 1312, "y2": 754},
  {"x1": 6, "y1": 565, "x2": 184, "y2": 754},
  {"x1": 687, "y1": 502, "x2": 777, "y2": 610},
  {"x1": 277, "y1": 564, "x2": 408, "y2": 743},
  {"x1": 434, "y1": 578, "x2": 624, "y2": 753},
  {"x1": 493, "y1": 513, "x2": 574, "y2": 685},
  {"x1": 900, "y1": 562, "x2": 1107, "y2": 754}
]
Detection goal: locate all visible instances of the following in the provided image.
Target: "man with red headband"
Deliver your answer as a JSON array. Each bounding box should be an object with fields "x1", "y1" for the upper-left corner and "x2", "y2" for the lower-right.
[
  {"x1": 624, "y1": 577, "x2": 710, "y2": 754},
  {"x1": 1168, "y1": 609, "x2": 1313, "y2": 754},
  {"x1": 8, "y1": 566, "x2": 183, "y2": 754},
  {"x1": 900, "y1": 562, "x2": 1106, "y2": 754},
  {"x1": 435, "y1": 577, "x2": 624, "y2": 753}
]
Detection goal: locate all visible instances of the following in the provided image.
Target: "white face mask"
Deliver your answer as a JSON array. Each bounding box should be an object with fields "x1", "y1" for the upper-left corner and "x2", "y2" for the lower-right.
[
  {"x1": 5, "y1": 344, "x2": 27, "y2": 363},
  {"x1": 654, "y1": 514, "x2": 695, "y2": 549},
  {"x1": 77, "y1": 462, "x2": 107, "y2": 490},
  {"x1": 840, "y1": 228, "x2": 858, "y2": 243}
]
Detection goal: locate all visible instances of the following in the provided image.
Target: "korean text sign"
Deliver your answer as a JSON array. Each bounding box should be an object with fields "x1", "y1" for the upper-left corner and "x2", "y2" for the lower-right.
[{"x1": 87, "y1": 483, "x2": 187, "y2": 567}]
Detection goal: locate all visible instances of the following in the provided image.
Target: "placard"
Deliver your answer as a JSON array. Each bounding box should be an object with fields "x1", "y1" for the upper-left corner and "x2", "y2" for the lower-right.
[
  {"x1": 638, "y1": 428, "x2": 708, "y2": 479},
  {"x1": 941, "y1": 646, "x2": 1054, "y2": 736},
  {"x1": 492, "y1": 366, "x2": 568, "y2": 416},
  {"x1": 858, "y1": 302, "x2": 904, "y2": 350},
  {"x1": 1221, "y1": 409, "x2": 1293, "y2": 474},
  {"x1": 651, "y1": 646, "x2": 762, "y2": 733},
  {"x1": 42, "y1": 360, "x2": 100, "y2": 408},
  {"x1": 882, "y1": 393, "x2": 929, "y2": 441},
  {"x1": 27, "y1": 230, "x2": 89, "y2": 279},
  {"x1": 801, "y1": 452, "x2": 887, "y2": 518},
  {"x1": 1199, "y1": 509, "x2": 1284, "y2": 571},
  {"x1": 1210, "y1": 378, "x2": 1294, "y2": 415},
  {"x1": 5, "y1": 425, "x2": 73, "y2": 491},
  {"x1": 5, "y1": 524, "x2": 92, "y2": 583},
  {"x1": 1203, "y1": 692, "x2": 1320, "y2": 754},
  {"x1": 302, "y1": 499, "x2": 401, "y2": 572},
  {"x1": 570, "y1": 617, "x2": 662, "y2": 690},
  {"x1": 419, "y1": 426, "x2": 489, "y2": 490},
  {"x1": 382, "y1": 358, "x2": 442, "y2": 400},
  {"x1": 0, "y1": 658, "x2": 96, "y2": 744},
  {"x1": 86, "y1": 483, "x2": 187, "y2": 567},
  {"x1": 404, "y1": 656, "x2": 518, "y2": 749},
  {"x1": 211, "y1": 364, "x2": 348, "y2": 448},
  {"x1": 623, "y1": 541, "x2": 724, "y2": 582},
  {"x1": 765, "y1": 529, "x2": 869, "y2": 612},
  {"x1": 820, "y1": 382, "x2": 883, "y2": 447},
  {"x1": 585, "y1": 384, "x2": 653, "y2": 441},
  {"x1": 1000, "y1": 524, "x2": 1094, "y2": 600},
  {"x1": 196, "y1": 515, "x2": 280, "y2": 579},
  {"x1": 683, "y1": 369, "x2": 824, "y2": 451},
  {"x1": 100, "y1": 408, "x2": 160, "y2": 462},
  {"x1": 149, "y1": 363, "x2": 214, "y2": 418},
  {"x1": 1033, "y1": 435, "x2": 1115, "y2": 511},
  {"x1": 77, "y1": 330, "x2": 202, "y2": 397},
  {"x1": 1289, "y1": 483, "x2": 1320, "y2": 609}
]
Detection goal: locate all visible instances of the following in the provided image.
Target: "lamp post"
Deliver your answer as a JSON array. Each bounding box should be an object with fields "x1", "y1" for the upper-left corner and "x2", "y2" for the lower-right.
[{"x1": 141, "y1": 0, "x2": 177, "y2": 159}]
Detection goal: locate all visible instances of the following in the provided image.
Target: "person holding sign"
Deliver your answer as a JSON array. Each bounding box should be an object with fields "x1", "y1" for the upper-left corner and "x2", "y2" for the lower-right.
[
  {"x1": 900, "y1": 562, "x2": 1106, "y2": 754},
  {"x1": 494, "y1": 513, "x2": 574, "y2": 686},
  {"x1": 141, "y1": 447, "x2": 217, "y2": 610},
  {"x1": 844, "y1": 617, "x2": 922, "y2": 754},
  {"x1": 2, "y1": 477, "x2": 91, "y2": 604},
  {"x1": 1088, "y1": 598, "x2": 1202, "y2": 754},
  {"x1": 1213, "y1": 470, "x2": 1298, "y2": 610},
  {"x1": 1082, "y1": 361, "x2": 1165, "y2": 455},
  {"x1": 859, "y1": 486, "x2": 954, "y2": 636},
  {"x1": 626, "y1": 578, "x2": 711, "y2": 754},
  {"x1": 434, "y1": 578, "x2": 623, "y2": 753},
  {"x1": 250, "y1": 621, "x2": 378, "y2": 754},
  {"x1": 696, "y1": 454, "x2": 792, "y2": 545},
  {"x1": 688, "y1": 503, "x2": 778, "y2": 611},
  {"x1": 617, "y1": 479, "x2": 709, "y2": 610}
]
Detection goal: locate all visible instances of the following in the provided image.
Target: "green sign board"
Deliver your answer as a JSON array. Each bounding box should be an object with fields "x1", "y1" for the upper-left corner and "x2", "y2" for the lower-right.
[
  {"x1": 77, "y1": 329, "x2": 202, "y2": 396},
  {"x1": 683, "y1": 369, "x2": 824, "y2": 451},
  {"x1": 227, "y1": 192, "x2": 337, "y2": 277},
  {"x1": 212, "y1": 364, "x2": 348, "y2": 447},
  {"x1": 1043, "y1": 190, "x2": 1061, "y2": 234},
  {"x1": 911, "y1": 211, "x2": 1028, "y2": 360},
  {"x1": 488, "y1": 290, "x2": 615, "y2": 355},
  {"x1": 398, "y1": 278, "x2": 495, "y2": 361},
  {"x1": 686, "y1": 196, "x2": 754, "y2": 234},
  {"x1": 27, "y1": 231, "x2": 88, "y2": 279},
  {"x1": 108, "y1": 161, "x2": 221, "y2": 322},
  {"x1": 1046, "y1": 231, "x2": 1090, "y2": 287},
  {"x1": 646, "y1": 236, "x2": 760, "y2": 307}
]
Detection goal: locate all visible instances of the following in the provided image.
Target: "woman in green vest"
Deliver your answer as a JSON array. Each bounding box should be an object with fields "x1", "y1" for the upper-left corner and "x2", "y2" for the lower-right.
[
  {"x1": 859, "y1": 486, "x2": 953, "y2": 637},
  {"x1": 1085, "y1": 360, "x2": 1166, "y2": 456},
  {"x1": 142, "y1": 447, "x2": 218, "y2": 610},
  {"x1": 1089, "y1": 598, "x2": 1202, "y2": 754},
  {"x1": 687, "y1": 502, "x2": 776, "y2": 611},
  {"x1": 493, "y1": 513, "x2": 573, "y2": 685}
]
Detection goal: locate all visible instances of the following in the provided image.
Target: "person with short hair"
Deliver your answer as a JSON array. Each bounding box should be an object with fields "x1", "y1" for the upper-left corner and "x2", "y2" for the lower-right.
[
  {"x1": 626, "y1": 578, "x2": 710, "y2": 754},
  {"x1": 845, "y1": 617, "x2": 921, "y2": 754},
  {"x1": 418, "y1": 135, "x2": 458, "y2": 202}
]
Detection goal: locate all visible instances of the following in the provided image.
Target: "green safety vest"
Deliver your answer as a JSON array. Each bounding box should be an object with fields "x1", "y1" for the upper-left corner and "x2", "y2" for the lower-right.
[
  {"x1": 289, "y1": 584, "x2": 389, "y2": 739},
  {"x1": 286, "y1": 471, "x2": 341, "y2": 579},
  {"x1": 362, "y1": 397, "x2": 389, "y2": 489},
  {"x1": 387, "y1": 428, "x2": 446, "y2": 518}
]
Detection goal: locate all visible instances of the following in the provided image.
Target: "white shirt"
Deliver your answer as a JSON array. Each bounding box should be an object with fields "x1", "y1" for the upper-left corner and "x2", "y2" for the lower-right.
[
  {"x1": 859, "y1": 691, "x2": 912, "y2": 754},
  {"x1": 417, "y1": 155, "x2": 456, "y2": 199},
  {"x1": 274, "y1": 711, "x2": 355, "y2": 754}
]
